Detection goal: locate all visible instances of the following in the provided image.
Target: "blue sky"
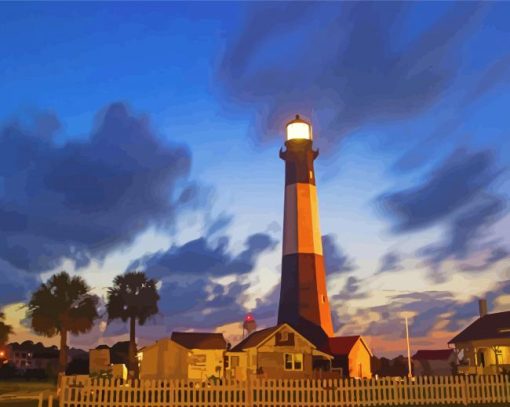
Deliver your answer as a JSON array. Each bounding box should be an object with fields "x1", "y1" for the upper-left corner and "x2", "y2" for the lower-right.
[{"x1": 1, "y1": 2, "x2": 510, "y2": 356}]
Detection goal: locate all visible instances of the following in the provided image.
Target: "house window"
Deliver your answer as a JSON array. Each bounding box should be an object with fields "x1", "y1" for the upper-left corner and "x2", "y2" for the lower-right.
[
  {"x1": 284, "y1": 353, "x2": 303, "y2": 371},
  {"x1": 276, "y1": 332, "x2": 295, "y2": 346},
  {"x1": 478, "y1": 351, "x2": 485, "y2": 367},
  {"x1": 230, "y1": 356, "x2": 240, "y2": 368},
  {"x1": 495, "y1": 349, "x2": 503, "y2": 365}
]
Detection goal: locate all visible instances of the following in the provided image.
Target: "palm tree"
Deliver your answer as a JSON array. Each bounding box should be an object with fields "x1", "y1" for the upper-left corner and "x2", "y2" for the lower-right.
[
  {"x1": 106, "y1": 271, "x2": 159, "y2": 379},
  {"x1": 0, "y1": 312, "x2": 13, "y2": 346},
  {"x1": 26, "y1": 272, "x2": 99, "y2": 374}
]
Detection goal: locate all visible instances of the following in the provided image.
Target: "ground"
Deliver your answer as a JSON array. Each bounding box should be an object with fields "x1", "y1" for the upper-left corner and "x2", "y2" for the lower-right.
[{"x1": 0, "y1": 380, "x2": 56, "y2": 406}]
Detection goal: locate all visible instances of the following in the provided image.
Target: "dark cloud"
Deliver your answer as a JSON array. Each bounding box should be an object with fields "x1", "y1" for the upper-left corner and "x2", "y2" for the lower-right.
[
  {"x1": 377, "y1": 251, "x2": 403, "y2": 274},
  {"x1": 0, "y1": 260, "x2": 41, "y2": 307},
  {"x1": 331, "y1": 276, "x2": 367, "y2": 303},
  {"x1": 120, "y1": 230, "x2": 277, "y2": 333},
  {"x1": 343, "y1": 280, "x2": 510, "y2": 347},
  {"x1": 217, "y1": 3, "x2": 486, "y2": 144},
  {"x1": 360, "y1": 291, "x2": 477, "y2": 340},
  {"x1": 129, "y1": 232, "x2": 277, "y2": 279},
  {"x1": 377, "y1": 149, "x2": 501, "y2": 233},
  {"x1": 322, "y1": 234, "x2": 356, "y2": 275},
  {"x1": 139, "y1": 279, "x2": 250, "y2": 335},
  {"x1": 0, "y1": 103, "x2": 195, "y2": 273},
  {"x1": 418, "y1": 196, "x2": 507, "y2": 279},
  {"x1": 379, "y1": 148, "x2": 507, "y2": 279},
  {"x1": 205, "y1": 213, "x2": 234, "y2": 237}
]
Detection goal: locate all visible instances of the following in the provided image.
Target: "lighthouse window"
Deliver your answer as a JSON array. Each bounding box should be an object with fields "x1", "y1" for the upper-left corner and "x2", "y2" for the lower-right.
[
  {"x1": 321, "y1": 295, "x2": 326, "y2": 304},
  {"x1": 309, "y1": 170, "x2": 313, "y2": 179}
]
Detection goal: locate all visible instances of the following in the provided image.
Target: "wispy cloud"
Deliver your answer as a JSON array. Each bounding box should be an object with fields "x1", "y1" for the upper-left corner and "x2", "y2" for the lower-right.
[{"x1": 217, "y1": 3, "x2": 487, "y2": 144}]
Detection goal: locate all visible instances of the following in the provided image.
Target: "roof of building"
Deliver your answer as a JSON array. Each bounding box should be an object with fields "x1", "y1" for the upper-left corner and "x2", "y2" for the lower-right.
[
  {"x1": 95, "y1": 344, "x2": 110, "y2": 350},
  {"x1": 171, "y1": 332, "x2": 227, "y2": 350},
  {"x1": 412, "y1": 349, "x2": 455, "y2": 361},
  {"x1": 326, "y1": 336, "x2": 360, "y2": 356},
  {"x1": 230, "y1": 326, "x2": 281, "y2": 351},
  {"x1": 448, "y1": 311, "x2": 510, "y2": 344}
]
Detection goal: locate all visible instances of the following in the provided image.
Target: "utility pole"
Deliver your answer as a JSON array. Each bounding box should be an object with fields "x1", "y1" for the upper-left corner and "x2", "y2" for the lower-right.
[{"x1": 405, "y1": 316, "x2": 412, "y2": 378}]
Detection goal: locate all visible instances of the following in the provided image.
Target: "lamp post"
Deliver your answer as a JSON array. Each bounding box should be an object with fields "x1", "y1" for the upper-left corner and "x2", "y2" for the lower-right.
[{"x1": 405, "y1": 316, "x2": 413, "y2": 378}]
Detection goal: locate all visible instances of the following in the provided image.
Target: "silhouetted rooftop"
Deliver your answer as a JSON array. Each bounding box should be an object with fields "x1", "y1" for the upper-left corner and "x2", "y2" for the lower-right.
[
  {"x1": 171, "y1": 332, "x2": 226, "y2": 350},
  {"x1": 412, "y1": 349, "x2": 454, "y2": 360},
  {"x1": 448, "y1": 311, "x2": 510, "y2": 344}
]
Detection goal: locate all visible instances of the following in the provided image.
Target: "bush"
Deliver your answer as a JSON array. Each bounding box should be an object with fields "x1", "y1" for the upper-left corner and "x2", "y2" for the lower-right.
[
  {"x1": 0, "y1": 363, "x2": 17, "y2": 380},
  {"x1": 66, "y1": 359, "x2": 89, "y2": 375},
  {"x1": 22, "y1": 369, "x2": 48, "y2": 381}
]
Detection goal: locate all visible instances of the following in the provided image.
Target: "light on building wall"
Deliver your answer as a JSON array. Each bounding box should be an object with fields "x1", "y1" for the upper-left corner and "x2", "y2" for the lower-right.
[{"x1": 286, "y1": 114, "x2": 312, "y2": 141}]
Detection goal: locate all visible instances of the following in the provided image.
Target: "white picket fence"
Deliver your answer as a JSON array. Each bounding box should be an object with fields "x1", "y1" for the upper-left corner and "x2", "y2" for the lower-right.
[{"x1": 59, "y1": 374, "x2": 510, "y2": 406}]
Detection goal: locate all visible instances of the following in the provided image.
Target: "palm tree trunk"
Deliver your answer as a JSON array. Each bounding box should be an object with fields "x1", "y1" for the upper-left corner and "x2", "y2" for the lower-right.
[
  {"x1": 59, "y1": 328, "x2": 68, "y2": 374},
  {"x1": 129, "y1": 316, "x2": 138, "y2": 379}
]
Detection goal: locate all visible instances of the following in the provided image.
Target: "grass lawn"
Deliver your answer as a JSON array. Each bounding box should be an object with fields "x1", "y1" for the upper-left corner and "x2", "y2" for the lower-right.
[
  {"x1": 1, "y1": 404, "x2": 507, "y2": 407},
  {"x1": 0, "y1": 380, "x2": 56, "y2": 395},
  {"x1": 0, "y1": 380, "x2": 56, "y2": 406},
  {"x1": 0, "y1": 401, "x2": 57, "y2": 407}
]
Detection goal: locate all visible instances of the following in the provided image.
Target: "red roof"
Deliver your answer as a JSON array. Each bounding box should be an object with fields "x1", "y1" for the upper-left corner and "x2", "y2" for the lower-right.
[
  {"x1": 412, "y1": 349, "x2": 454, "y2": 361},
  {"x1": 326, "y1": 336, "x2": 360, "y2": 356}
]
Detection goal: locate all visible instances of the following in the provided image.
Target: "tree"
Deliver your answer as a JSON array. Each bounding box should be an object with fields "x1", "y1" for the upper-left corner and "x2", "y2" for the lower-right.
[
  {"x1": 26, "y1": 272, "x2": 99, "y2": 374},
  {"x1": 0, "y1": 312, "x2": 13, "y2": 346},
  {"x1": 106, "y1": 271, "x2": 159, "y2": 379}
]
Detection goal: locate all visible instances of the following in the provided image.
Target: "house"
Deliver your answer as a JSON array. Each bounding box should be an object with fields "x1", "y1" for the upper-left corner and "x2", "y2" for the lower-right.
[
  {"x1": 412, "y1": 349, "x2": 456, "y2": 376},
  {"x1": 89, "y1": 344, "x2": 110, "y2": 374},
  {"x1": 228, "y1": 323, "x2": 334, "y2": 379},
  {"x1": 6, "y1": 341, "x2": 59, "y2": 372},
  {"x1": 325, "y1": 335, "x2": 372, "y2": 378},
  {"x1": 448, "y1": 299, "x2": 510, "y2": 375},
  {"x1": 140, "y1": 332, "x2": 227, "y2": 380},
  {"x1": 89, "y1": 341, "x2": 130, "y2": 378}
]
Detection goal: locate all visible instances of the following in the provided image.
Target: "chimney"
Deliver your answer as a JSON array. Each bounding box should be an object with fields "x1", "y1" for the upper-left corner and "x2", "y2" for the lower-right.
[{"x1": 478, "y1": 299, "x2": 488, "y2": 318}]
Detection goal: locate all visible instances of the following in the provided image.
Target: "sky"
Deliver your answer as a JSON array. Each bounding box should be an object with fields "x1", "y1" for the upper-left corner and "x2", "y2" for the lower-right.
[{"x1": 1, "y1": 2, "x2": 510, "y2": 357}]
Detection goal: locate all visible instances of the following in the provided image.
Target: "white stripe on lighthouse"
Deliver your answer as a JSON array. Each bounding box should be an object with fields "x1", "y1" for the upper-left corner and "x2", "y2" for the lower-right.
[{"x1": 282, "y1": 183, "x2": 323, "y2": 256}]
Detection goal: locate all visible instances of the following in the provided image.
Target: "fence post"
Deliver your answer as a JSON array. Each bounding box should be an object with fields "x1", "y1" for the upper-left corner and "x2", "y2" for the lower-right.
[
  {"x1": 246, "y1": 378, "x2": 253, "y2": 407},
  {"x1": 462, "y1": 375, "x2": 469, "y2": 406}
]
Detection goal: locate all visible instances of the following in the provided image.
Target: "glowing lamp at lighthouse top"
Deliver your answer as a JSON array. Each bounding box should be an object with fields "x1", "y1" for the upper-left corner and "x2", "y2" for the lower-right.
[{"x1": 286, "y1": 114, "x2": 312, "y2": 141}]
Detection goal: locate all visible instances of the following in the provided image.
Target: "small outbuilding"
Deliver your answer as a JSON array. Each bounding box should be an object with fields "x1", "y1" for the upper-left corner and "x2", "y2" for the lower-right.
[
  {"x1": 139, "y1": 332, "x2": 227, "y2": 380},
  {"x1": 412, "y1": 349, "x2": 456, "y2": 376},
  {"x1": 325, "y1": 335, "x2": 372, "y2": 378}
]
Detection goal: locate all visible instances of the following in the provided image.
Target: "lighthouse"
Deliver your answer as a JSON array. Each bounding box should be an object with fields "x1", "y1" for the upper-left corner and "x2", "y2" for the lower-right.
[{"x1": 277, "y1": 115, "x2": 334, "y2": 338}]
